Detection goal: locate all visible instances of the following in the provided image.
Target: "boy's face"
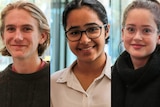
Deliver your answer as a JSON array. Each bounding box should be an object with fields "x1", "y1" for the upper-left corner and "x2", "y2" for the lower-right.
[{"x1": 3, "y1": 9, "x2": 45, "y2": 59}]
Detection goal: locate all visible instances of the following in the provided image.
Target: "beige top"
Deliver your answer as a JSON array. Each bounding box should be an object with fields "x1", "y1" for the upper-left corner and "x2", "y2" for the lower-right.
[{"x1": 51, "y1": 54, "x2": 111, "y2": 107}]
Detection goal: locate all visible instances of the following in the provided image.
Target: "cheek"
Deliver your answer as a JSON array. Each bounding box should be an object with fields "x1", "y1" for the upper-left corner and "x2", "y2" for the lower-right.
[
  {"x1": 100, "y1": 38, "x2": 106, "y2": 47},
  {"x1": 31, "y1": 34, "x2": 40, "y2": 42},
  {"x1": 2, "y1": 36, "x2": 9, "y2": 44},
  {"x1": 99, "y1": 34, "x2": 106, "y2": 43},
  {"x1": 123, "y1": 36, "x2": 131, "y2": 43},
  {"x1": 68, "y1": 42, "x2": 77, "y2": 51},
  {"x1": 149, "y1": 38, "x2": 158, "y2": 47},
  {"x1": 123, "y1": 37, "x2": 131, "y2": 48},
  {"x1": 3, "y1": 32, "x2": 16, "y2": 43}
]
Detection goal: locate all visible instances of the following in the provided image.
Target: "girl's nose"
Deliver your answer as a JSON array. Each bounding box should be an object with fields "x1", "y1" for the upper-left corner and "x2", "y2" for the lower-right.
[
  {"x1": 133, "y1": 30, "x2": 143, "y2": 40},
  {"x1": 79, "y1": 32, "x2": 91, "y2": 44}
]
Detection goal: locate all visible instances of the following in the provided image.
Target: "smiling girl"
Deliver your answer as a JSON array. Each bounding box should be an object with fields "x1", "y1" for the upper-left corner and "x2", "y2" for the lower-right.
[{"x1": 112, "y1": 0, "x2": 160, "y2": 107}]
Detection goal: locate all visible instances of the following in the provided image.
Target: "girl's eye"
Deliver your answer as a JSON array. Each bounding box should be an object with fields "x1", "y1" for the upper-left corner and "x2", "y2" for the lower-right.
[
  {"x1": 68, "y1": 30, "x2": 81, "y2": 36},
  {"x1": 126, "y1": 27, "x2": 135, "y2": 33},
  {"x1": 143, "y1": 28, "x2": 152, "y2": 34},
  {"x1": 87, "y1": 27, "x2": 99, "y2": 33}
]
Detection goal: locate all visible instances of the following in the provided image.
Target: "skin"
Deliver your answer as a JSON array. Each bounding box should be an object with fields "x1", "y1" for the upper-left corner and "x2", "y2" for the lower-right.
[
  {"x1": 66, "y1": 6, "x2": 110, "y2": 90},
  {"x1": 2, "y1": 9, "x2": 47, "y2": 74},
  {"x1": 122, "y1": 9, "x2": 160, "y2": 69}
]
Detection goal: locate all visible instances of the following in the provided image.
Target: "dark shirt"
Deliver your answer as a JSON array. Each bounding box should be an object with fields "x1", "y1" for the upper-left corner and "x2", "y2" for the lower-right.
[
  {"x1": 112, "y1": 46, "x2": 160, "y2": 107},
  {"x1": 0, "y1": 63, "x2": 50, "y2": 107}
]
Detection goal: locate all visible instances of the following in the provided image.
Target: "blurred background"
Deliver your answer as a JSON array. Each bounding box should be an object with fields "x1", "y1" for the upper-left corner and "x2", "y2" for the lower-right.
[{"x1": 0, "y1": 0, "x2": 146, "y2": 73}]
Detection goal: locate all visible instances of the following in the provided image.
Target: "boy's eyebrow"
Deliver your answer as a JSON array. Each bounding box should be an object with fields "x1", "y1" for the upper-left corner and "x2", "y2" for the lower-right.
[
  {"x1": 5, "y1": 24, "x2": 15, "y2": 28},
  {"x1": 5, "y1": 24, "x2": 33, "y2": 28}
]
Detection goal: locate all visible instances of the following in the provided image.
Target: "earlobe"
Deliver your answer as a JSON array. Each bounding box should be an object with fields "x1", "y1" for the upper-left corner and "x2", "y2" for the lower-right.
[
  {"x1": 1, "y1": 35, "x2": 5, "y2": 44},
  {"x1": 157, "y1": 35, "x2": 160, "y2": 44},
  {"x1": 105, "y1": 31, "x2": 109, "y2": 39},
  {"x1": 40, "y1": 38, "x2": 45, "y2": 44},
  {"x1": 121, "y1": 29, "x2": 125, "y2": 41},
  {"x1": 1, "y1": 34, "x2": 4, "y2": 40},
  {"x1": 39, "y1": 32, "x2": 47, "y2": 44},
  {"x1": 105, "y1": 25, "x2": 110, "y2": 39}
]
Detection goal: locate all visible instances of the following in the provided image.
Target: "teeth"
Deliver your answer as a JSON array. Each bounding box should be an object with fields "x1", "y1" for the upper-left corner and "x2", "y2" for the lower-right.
[{"x1": 82, "y1": 47, "x2": 92, "y2": 50}]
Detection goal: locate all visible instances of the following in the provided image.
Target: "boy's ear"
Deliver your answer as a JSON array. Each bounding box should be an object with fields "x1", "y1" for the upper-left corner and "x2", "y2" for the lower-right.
[{"x1": 39, "y1": 32, "x2": 47, "y2": 44}]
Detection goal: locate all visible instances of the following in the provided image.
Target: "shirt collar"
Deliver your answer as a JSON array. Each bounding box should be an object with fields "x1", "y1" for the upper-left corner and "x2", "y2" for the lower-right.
[{"x1": 56, "y1": 53, "x2": 111, "y2": 83}]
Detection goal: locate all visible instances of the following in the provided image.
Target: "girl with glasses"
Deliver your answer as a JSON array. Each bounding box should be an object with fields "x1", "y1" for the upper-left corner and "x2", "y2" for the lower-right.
[
  {"x1": 112, "y1": 0, "x2": 160, "y2": 107},
  {"x1": 51, "y1": 0, "x2": 111, "y2": 107}
]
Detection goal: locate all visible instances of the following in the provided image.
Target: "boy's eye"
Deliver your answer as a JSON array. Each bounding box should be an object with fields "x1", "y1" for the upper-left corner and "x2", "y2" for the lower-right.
[
  {"x1": 6, "y1": 27, "x2": 15, "y2": 32},
  {"x1": 23, "y1": 27, "x2": 32, "y2": 32}
]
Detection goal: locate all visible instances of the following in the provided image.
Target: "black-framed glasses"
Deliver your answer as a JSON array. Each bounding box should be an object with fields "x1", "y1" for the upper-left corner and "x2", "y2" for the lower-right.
[{"x1": 65, "y1": 24, "x2": 107, "y2": 42}]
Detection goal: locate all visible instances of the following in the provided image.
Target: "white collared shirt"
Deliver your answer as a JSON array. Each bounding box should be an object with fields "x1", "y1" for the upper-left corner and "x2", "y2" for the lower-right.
[{"x1": 51, "y1": 54, "x2": 111, "y2": 107}]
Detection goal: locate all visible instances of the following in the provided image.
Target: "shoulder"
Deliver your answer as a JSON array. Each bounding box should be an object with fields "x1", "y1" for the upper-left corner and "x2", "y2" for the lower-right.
[
  {"x1": 51, "y1": 60, "x2": 77, "y2": 82},
  {"x1": 0, "y1": 64, "x2": 12, "y2": 81},
  {"x1": 51, "y1": 67, "x2": 69, "y2": 82},
  {"x1": 0, "y1": 64, "x2": 12, "y2": 74}
]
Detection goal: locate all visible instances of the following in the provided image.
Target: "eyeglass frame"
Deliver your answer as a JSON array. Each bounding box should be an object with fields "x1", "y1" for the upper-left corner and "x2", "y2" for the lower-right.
[
  {"x1": 65, "y1": 24, "x2": 108, "y2": 42},
  {"x1": 123, "y1": 25, "x2": 159, "y2": 37}
]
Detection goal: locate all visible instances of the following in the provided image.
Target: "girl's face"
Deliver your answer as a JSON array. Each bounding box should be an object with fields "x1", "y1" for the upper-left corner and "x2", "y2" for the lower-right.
[
  {"x1": 2, "y1": 9, "x2": 46, "y2": 59},
  {"x1": 122, "y1": 9, "x2": 160, "y2": 62},
  {"x1": 66, "y1": 6, "x2": 109, "y2": 63}
]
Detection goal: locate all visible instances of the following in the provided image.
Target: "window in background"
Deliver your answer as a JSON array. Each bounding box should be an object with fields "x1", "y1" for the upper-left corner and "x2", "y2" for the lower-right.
[
  {"x1": 0, "y1": 0, "x2": 51, "y2": 71},
  {"x1": 110, "y1": 0, "x2": 133, "y2": 63},
  {"x1": 50, "y1": 0, "x2": 134, "y2": 73},
  {"x1": 0, "y1": 0, "x2": 138, "y2": 73}
]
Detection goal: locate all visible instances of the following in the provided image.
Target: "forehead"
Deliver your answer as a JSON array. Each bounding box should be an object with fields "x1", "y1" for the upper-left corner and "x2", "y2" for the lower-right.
[
  {"x1": 4, "y1": 9, "x2": 38, "y2": 27},
  {"x1": 125, "y1": 8, "x2": 156, "y2": 26},
  {"x1": 66, "y1": 6, "x2": 102, "y2": 29}
]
